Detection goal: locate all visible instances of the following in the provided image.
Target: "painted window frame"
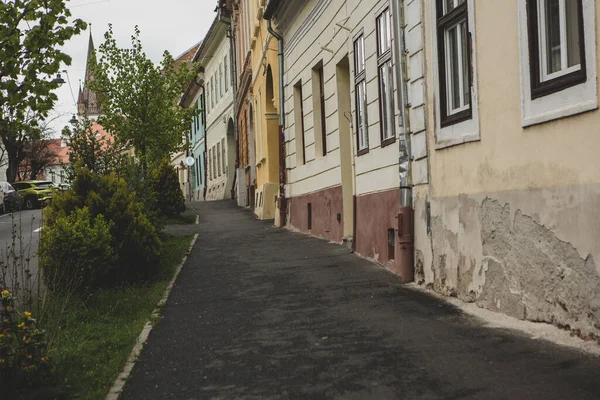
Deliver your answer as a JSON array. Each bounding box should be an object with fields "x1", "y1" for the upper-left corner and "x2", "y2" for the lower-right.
[
  {"x1": 293, "y1": 80, "x2": 306, "y2": 165},
  {"x1": 436, "y1": 0, "x2": 472, "y2": 128},
  {"x1": 518, "y1": 0, "x2": 597, "y2": 126},
  {"x1": 224, "y1": 55, "x2": 229, "y2": 93},
  {"x1": 318, "y1": 64, "x2": 327, "y2": 155},
  {"x1": 527, "y1": 0, "x2": 586, "y2": 99},
  {"x1": 217, "y1": 142, "x2": 221, "y2": 177},
  {"x1": 210, "y1": 76, "x2": 215, "y2": 108},
  {"x1": 431, "y1": 0, "x2": 480, "y2": 149},
  {"x1": 354, "y1": 32, "x2": 369, "y2": 156},
  {"x1": 219, "y1": 63, "x2": 224, "y2": 99},
  {"x1": 376, "y1": 7, "x2": 396, "y2": 147},
  {"x1": 221, "y1": 138, "x2": 226, "y2": 173}
]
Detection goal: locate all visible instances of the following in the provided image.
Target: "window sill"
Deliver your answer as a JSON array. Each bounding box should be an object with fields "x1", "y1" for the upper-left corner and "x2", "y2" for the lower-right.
[
  {"x1": 357, "y1": 147, "x2": 370, "y2": 157},
  {"x1": 381, "y1": 136, "x2": 396, "y2": 148},
  {"x1": 434, "y1": 132, "x2": 480, "y2": 150}
]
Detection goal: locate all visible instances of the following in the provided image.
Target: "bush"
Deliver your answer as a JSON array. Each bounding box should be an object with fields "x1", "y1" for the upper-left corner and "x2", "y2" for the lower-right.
[
  {"x1": 39, "y1": 207, "x2": 115, "y2": 290},
  {"x1": 0, "y1": 288, "x2": 50, "y2": 390},
  {"x1": 43, "y1": 167, "x2": 161, "y2": 286},
  {"x1": 149, "y1": 160, "x2": 185, "y2": 217},
  {"x1": 119, "y1": 158, "x2": 163, "y2": 230}
]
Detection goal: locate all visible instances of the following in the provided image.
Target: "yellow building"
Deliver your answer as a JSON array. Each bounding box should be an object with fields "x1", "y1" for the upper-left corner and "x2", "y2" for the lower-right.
[{"x1": 246, "y1": 0, "x2": 281, "y2": 220}]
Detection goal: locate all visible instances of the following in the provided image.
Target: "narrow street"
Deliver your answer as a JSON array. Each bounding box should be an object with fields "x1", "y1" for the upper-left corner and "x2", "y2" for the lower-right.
[
  {"x1": 121, "y1": 201, "x2": 600, "y2": 399},
  {"x1": 0, "y1": 209, "x2": 43, "y2": 289}
]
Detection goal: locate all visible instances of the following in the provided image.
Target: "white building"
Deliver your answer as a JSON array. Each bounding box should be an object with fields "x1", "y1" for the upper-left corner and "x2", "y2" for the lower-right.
[
  {"x1": 196, "y1": 17, "x2": 236, "y2": 201},
  {"x1": 268, "y1": 0, "x2": 423, "y2": 278}
]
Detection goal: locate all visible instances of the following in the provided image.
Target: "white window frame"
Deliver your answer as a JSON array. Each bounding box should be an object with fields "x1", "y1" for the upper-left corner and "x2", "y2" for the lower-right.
[
  {"x1": 537, "y1": 0, "x2": 581, "y2": 82},
  {"x1": 444, "y1": 20, "x2": 470, "y2": 115},
  {"x1": 518, "y1": 0, "x2": 597, "y2": 127},
  {"x1": 354, "y1": 34, "x2": 369, "y2": 154},
  {"x1": 431, "y1": 0, "x2": 480, "y2": 149}
]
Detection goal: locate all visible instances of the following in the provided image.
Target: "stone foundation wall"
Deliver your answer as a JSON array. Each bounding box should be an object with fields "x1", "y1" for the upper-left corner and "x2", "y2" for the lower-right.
[{"x1": 417, "y1": 184, "x2": 600, "y2": 337}]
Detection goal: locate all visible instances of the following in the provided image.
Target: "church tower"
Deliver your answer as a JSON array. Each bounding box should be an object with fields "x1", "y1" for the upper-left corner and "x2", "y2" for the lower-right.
[{"x1": 77, "y1": 31, "x2": 102, "y2": 118}]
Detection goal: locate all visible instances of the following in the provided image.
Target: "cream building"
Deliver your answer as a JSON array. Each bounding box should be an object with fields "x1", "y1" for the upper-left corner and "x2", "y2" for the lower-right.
[
  {"x1": 196, "y1": 17, "x2": 236, "y2": 201},
  {"x1": 413, "y1": 0, "x2": 600, "y2": 337},
  {"x1": 266, "y1": 0, "x2": 422, "y2": 277}
]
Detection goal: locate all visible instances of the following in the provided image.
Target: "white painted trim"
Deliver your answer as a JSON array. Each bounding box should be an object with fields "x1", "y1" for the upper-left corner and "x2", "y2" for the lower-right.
[
  {"x1": 518, "y1": 0, "x2": 598, "y2": 127},
  {"x1": 430, "y1": 0, "x2": 480, "y2": 148}
]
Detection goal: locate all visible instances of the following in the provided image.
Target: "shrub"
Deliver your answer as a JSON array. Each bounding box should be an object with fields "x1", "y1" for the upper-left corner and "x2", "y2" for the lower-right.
[
  {"x1": 149, "y1": 159, "x2": 186, "y2": 217},
  {"x1": 119, "y1": 158, "x2": 163, "y2": 230},
  {"x1": 39, "y1": 207, "x2": 115, "y2": 290},
  {"x1": 43, "y1": 167, "x2": 161, "y2": 286},
  {"x1": 0, "y1": 288, "x2": 50, "y2": 390}
]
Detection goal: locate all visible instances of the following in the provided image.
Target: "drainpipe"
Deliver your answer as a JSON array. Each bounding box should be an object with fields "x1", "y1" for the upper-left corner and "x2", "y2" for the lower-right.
[
  {"x1": 200, "y1": 84, "x2": 208, "y2": 201},
  {"x1": 391, "y1": 0, "x2": 414, "y2": 283},
  {"x1": 266, "y1": 18, "x2": 287, "y2": 227}
]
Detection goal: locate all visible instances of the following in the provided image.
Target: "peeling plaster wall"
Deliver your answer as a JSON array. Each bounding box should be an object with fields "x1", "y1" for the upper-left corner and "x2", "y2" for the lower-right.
[{"x1": 423, "y1": 186, "x2": 600, "y2": 337}]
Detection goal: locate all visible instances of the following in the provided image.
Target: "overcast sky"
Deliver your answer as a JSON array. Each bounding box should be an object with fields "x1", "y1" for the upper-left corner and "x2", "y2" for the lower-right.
[{"x1": 51, "y1": 0, "x2": 217, "y2": 134}]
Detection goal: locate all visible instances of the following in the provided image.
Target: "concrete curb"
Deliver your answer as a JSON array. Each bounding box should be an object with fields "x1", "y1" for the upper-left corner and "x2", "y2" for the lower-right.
[{"x1": 106, "y1": 233, "x2": 199, "y2": 400}]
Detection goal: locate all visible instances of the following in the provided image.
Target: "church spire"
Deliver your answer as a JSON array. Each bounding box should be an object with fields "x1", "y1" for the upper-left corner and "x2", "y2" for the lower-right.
[{"x1": 77, "y1": 26, "x2": 101, "y2": 118}]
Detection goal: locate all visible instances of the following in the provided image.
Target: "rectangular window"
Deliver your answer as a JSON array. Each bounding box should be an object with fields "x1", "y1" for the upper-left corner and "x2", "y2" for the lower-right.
[
  {"x1": 377, "y1": 8, "x2": 395, "y2": 144},
  {"x1": 221, "y1": 138, "x2": 226, "y2": 173},
  {"x1": 436, "y1": 0, "x2": 472, "y2": 127},
  {"x1": 354, "y1": 34, "x2": 369, "y2": 154},
  {"x1": 527, "y1": 0, "x2": 586, "y2": 98},
  {"x1": 211, "y1": 77, "x2": 215, "y2": 108},
  {"x1": 318, "y1": 66, "x2": 327, "y2": 155},
  {"x1": 208, "y1": 148, "x2": 213, "y2": 180},
  {"x1": 224, "y1": 56, "x2": 229, "y2": 92},
  {"x1": 219, "y1": 64, "x2": 223, "y2": 99},
  {"x1": 293, "y1": 81, "x2": 306, "y2": 165},
  {"x1": 217, "y1": 142, "x2": 221, "y2": 176}
]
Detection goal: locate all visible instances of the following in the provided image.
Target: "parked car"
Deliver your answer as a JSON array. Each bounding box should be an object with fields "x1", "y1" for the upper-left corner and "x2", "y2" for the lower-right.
[
  {"x1": 1, "y1": 182, "x2": 21, "y2": 212},
  {"x1": 12, "y1": 181, "x2": 56, "y2": 210}
]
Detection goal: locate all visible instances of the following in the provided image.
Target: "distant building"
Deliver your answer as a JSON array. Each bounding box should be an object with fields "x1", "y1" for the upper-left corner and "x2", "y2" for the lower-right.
[
  {"x1": 77, "y1": 33, "x2": 102, "y2": 119},
  {"x1": 171, "y1": 41, "x2": 203, "y2": 200},
  {"x1": 193, "y1": 15, "x2": 236, "y2": 201}
]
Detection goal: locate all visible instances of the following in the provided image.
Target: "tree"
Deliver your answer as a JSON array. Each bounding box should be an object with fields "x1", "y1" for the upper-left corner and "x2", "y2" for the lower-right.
[
  {"x1": 19, "y1": 137, "x2": 59, "y2": 181},
  {"x1": 0, "y1": 0, "x2": 86, "y2": 182},
  {"x1": 63, "y1": 117, "x2": 126, "y2": 179},
  {"x1": 149, "y1": 159, "x2": 185, "y2": 217},
  {"x1": 91, "y1": 25, "x2": 198, "y2": 171}
]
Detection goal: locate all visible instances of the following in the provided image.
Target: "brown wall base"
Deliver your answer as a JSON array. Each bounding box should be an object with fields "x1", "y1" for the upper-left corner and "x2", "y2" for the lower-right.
[
  {"x1": 355, "y1": 189, "x2": 403, "y2": 276},
  {"x1": 288, "y1": 186, "x2": 344, "y2": 243}
]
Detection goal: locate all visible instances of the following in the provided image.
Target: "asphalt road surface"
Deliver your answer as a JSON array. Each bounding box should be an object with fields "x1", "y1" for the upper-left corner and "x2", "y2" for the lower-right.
[
  {"x1": 121, "y1": 201, "x2": 600, "y2": 400},
  {"x1": 0, "y1": 209, "x2": 43, "y2": 291}
]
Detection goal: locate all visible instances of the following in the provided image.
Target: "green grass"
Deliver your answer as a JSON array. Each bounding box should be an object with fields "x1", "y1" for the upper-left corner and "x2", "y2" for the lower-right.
[
  {"x1": 164, "y1": 214, "x2": 196, "y2": 225},
  {"x1": 37, "y1": 234, "x2": 193, "y2": 400}
]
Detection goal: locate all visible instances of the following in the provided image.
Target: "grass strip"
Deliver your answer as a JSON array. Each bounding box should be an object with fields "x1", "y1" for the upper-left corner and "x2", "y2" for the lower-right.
[{"x1": 34, "y1": 233, "x2": 193, "y2": 400}]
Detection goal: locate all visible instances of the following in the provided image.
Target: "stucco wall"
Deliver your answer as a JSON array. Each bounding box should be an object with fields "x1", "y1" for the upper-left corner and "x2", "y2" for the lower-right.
[
  {"x1": 205, "y1": 29, "x2": 235, "y2": 201},
  {"x1": 419, "y1": 0, "x2": 600, "y2": 337}
]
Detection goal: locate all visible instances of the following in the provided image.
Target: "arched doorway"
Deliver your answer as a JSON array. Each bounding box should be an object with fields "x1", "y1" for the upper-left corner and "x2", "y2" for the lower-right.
[
  {"x1": 248, "y1": 103, "x2": 256, "y2": 208},
  {"x1": 226, "y1": 118, "x2": 235, "y2": 199}
]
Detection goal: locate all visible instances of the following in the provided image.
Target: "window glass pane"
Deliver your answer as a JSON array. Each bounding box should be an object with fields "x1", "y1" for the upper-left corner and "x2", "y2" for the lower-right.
[
  {"x1": 460, "y1": 21, "x2": 470, "y2": 107},
  {"x1": 356, "y1": 81, "x2": 368, "y2": 150},
  {"x1": 354, "y1": 37, "x2": 365, "y2": 74},
  {"x1": 446, "y1": 25, "x2": 461, "y2": 111},
  {"x1": 444, "y1": 0, "x2": 464, "y2": 14},
  {"x1": 545, "y1": 0, "x2": 562, "y2": 74},
  {"x1": 377, "y1": 10, "x2": 391, "y2": 55},
  {"x1": 565, "y1": 0, "x2": 581, "y2": 67},
  {"x1": 379, "y1": 61, "x2": 395, "y2": 140}
]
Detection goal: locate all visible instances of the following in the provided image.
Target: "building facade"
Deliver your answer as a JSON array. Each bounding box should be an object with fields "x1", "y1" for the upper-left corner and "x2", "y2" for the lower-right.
[
  {"x1": 242, "y1": 0, "x2": 282, "y2": 220},
  {"x1": 262, "y1": 0, "x2": 600, "y2": 338},
  {"x1": 415, "y1": 0, "x2": 600, "y2": 338},
  {"x1": 232, "y1": 0, "x2": 257, "y2": 209},
  {"x1": 194, "y1": 17, "x2": 236, "y2": 201},
  {"x1": 267, "y1": 0, "x2": 421, "y2": 276}
]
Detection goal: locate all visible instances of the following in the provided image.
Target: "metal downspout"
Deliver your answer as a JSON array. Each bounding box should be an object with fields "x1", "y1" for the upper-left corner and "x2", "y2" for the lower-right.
[
  {"x1": 200, "y1": 84, "x2": 208, "y2": 201},
  {"x1": 391, "y1": 0, "x2": 414, "y2": 282},
  {"x1": 266, "y1": 18, "x2": 287, "y2": 226},
  {"x1": 227, "y1": 18, "x2": 239, "y2": 200}
]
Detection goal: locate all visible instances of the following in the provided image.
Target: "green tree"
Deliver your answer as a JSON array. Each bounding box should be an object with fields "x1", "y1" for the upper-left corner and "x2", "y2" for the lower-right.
[
  {"x1": 91, "y1": 25, "x2": 198, "y2": 171},
  {"x1": 63, "y1": 117, "x2": 126, "y2": 179},
  {"x1": 150, "y1": 159, "x2": 185, "y2": 217},
  {"x1": 0, "y1": 0, "x2": 86, "y2": 182}
]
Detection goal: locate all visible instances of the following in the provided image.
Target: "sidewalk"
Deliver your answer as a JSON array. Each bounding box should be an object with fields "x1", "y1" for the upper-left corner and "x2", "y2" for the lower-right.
[{"x1": 121, "y1": 200, "x2": 600, "y2": 399}]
